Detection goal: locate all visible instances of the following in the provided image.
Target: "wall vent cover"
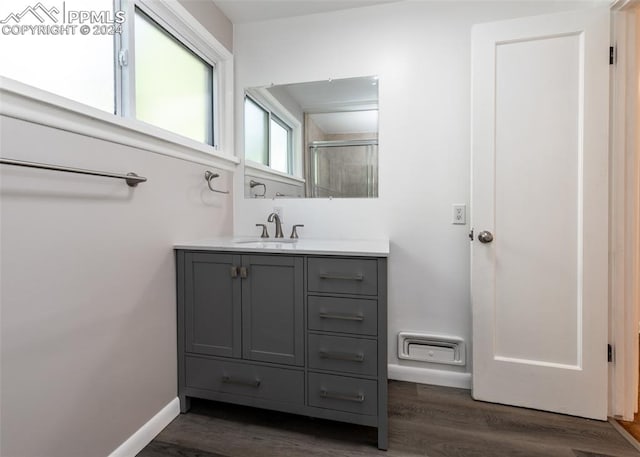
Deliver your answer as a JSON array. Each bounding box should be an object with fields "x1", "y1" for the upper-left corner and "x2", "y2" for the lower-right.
[{"x1": 397, "y1": 332, "x2": 466, "y2": 366}]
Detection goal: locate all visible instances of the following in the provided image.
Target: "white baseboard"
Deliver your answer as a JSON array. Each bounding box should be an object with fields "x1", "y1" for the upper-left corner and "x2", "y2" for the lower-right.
[
  {"x1": 388, "y1": 364, "x2": 472, "y2": 389},
  {"x1": 108, "y1": 397, "x2": 180, "y2": 457}
]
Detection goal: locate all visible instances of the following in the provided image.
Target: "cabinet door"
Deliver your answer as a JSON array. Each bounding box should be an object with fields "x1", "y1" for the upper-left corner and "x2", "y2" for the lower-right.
[
  {"x1": 242, "y1": 255, "x2": 303, "y2": 366},
  {"x1": 185, "y1": 252, "x2": 241, "y2": 358}
]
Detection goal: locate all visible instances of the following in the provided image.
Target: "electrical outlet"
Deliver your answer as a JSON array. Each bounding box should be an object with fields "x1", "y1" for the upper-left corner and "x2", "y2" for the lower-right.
[
  {"x1": 273, "y1": 206, "x2": 284, "y2": 223},
  {"x1": 452, "y1": 204, "x2": 466, "y2": 225}
]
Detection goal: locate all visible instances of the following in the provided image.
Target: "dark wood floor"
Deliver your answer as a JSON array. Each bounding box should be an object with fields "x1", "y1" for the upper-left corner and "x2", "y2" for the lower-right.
[
  {"x1": 617, "y1": 417, "x2": 640, "y2": 451},
  {"x1": 615, "y1": 342, "x2": 640, "y2": 445},
  {"x1": 138, "y1": 381, "x2": 640, "y2": 457}
]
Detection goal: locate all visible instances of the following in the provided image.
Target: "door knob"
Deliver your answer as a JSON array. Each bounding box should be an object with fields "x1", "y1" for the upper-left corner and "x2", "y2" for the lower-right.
[{"x1": 477, "y1": 230, "x2": 494, "y2": 243}]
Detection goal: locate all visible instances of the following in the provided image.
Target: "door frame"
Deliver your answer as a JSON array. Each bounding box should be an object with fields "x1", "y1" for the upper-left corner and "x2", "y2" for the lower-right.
[{"x1": 609, "y1": 0, "x2": 640, "y2": 421}]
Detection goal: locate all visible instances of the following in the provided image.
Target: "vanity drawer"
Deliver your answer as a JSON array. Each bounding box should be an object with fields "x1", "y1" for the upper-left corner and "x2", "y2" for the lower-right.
[
  {"x1": 308, "y1": 334, "x2": 377, "y2": 376},
  {"x1": 308, "y1": 372, "x2": 377, "y2": 416},
  {"x1": 185, "y1": 356, "x2": 304, "y2": 405},
  {"x1": 308, "y1": 296, "x2": 377, "y2": 336},
  {"x1": 308, "y1": 257, "x2": 377, "y2": 296}
]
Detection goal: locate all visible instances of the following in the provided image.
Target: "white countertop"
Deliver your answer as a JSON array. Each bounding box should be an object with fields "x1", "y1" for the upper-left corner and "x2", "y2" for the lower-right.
[{"x1": 174, "y1": 237, "x2": 389, "y2": 257}]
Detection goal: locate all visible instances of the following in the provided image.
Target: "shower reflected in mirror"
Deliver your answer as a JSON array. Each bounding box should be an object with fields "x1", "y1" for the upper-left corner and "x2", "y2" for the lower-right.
[{"x1": 243, "y1": 76, "x2": 379, "y2": 199}]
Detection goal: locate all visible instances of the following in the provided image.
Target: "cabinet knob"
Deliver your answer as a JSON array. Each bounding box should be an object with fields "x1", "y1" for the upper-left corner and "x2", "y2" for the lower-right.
[
  {"x1": 240, "y1": 266, "x2": 248, "y2": 279},
  {"x1": 230, "y1": 266, "x2": 238, "y2": 278}
]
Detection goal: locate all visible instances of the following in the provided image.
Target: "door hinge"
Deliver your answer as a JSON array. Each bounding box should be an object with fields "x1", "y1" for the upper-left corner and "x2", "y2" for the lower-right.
[
  {"x1": 468, "y1": 228, "x2": 474, "y2": 241},
  {"x1": 610, "y1": 46, "x2": 615, "y2": 65},
  {"x1": 608, "y1": 344, "x2": 614, "y2": 363},
  {"x1": 118, "y1": 49, "x2": 129, "y2": 67}
]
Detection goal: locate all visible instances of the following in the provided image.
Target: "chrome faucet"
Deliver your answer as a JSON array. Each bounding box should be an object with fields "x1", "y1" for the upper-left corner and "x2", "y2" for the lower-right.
[{"x1": 267, "y1": 212, "x2": 284, "y2": 238}]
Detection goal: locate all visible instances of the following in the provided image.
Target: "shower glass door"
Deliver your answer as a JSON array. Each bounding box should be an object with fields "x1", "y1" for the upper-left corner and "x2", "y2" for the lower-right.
[{"x1": 309, "y1": 140, "x2": 378, "y2": 198}]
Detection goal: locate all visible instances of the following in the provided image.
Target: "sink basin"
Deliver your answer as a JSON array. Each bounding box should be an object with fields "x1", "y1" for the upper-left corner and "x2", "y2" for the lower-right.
[{"x1": 232, "y1": 238, "x2": 298, "y2": 245}]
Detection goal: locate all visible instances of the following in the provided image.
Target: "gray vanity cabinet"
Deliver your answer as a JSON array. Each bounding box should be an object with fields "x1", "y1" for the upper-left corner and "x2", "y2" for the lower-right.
[
  {"x1": 180, "y1": 252, "x2": 303, "y2": 364},
  {"x1": 305, "y1": 256, "x2": 388, "y2": 450},
  {"x1": 241, "y1": 255, "x2": 304, "y2": 366},
  {"x1": 176, "y1": 249, "x2": 388, "y2": 450},
  {"x1": 184, "y1": 252, "x2": 241, "y2": 358}
]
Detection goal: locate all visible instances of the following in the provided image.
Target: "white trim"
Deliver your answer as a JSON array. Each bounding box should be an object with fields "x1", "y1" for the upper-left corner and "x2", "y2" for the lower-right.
[
  {"x1": 609, "y1": 418, "x2": 640, "y2": 452},
  {"x1": 388, "y1": 364, "x2": 472, "y2": 390},
  {"x1": 0, "y1": 77, "x2": 239, "y2": 170},
  {"x1": 0, "y1": 0, "x2": 236, "y2": 167},
  {"x1": 244, "y1": 161, "x2": 306, "y2": 185},
  {"x1": 107, "y1": 397, "x2": 180, "y2": 457},
  {"x1": 493, "y1": 356, "x2": 580, "y2": 371},
  {"x1": 152, "y1": 0, "x2": 235, "y2": 157},
  {"x1": 148, "y1": 0, "x2": 231, "y2": 61},
  {"x1": 120, "y1": 0, "x2": 233, "y2": 151},
  {"x1": 609, "y1": 3, "x2": 640, "y2": 421},
  {"x1": 248, "y1": 87, "x2": 302, "y2": 131}
]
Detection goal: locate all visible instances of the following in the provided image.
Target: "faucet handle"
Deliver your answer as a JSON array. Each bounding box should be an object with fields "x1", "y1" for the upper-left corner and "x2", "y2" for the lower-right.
[
  {"x1": 290, "y1": 224, "x2": 304, "y2": 239},
  {"x1": 256, "y1": 224, "x2": 269, "y2": 238}
]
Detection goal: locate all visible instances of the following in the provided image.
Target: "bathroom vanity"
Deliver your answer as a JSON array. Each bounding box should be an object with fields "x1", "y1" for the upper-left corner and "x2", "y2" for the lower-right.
[{"x1": 174, "y1": 238, "x2": 389, "y2": 449}]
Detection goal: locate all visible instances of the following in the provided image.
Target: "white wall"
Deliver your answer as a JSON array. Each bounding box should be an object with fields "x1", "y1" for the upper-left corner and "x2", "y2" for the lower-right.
[
  {"x1": 0, "y1": 116, "x2": 234, "y2": 456},
  {"x1": 233, "y1": 0, "x2": 603, "y2": 387},
  {"x1": 0, "y1": 3, "x2": 235, "y2": 455},
  {"x1": 178, "y1": 0, "x2": 233, "y2": 51}
]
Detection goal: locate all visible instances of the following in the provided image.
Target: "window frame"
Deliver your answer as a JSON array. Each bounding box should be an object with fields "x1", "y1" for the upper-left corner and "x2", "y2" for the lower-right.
[
  {"x1": 244, "y1": 90, "x2": 300, "y2": 179},
  {"x1": 0, "y1": 0, "x2": 236, "y2": 169},
  {"x1": 118, "y1": 0, "x2": 219, "y2": 147}
]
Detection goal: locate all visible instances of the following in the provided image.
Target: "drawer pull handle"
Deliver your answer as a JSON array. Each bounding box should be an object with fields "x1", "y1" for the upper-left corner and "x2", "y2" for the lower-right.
[
  {"x1": 222, "y1": 375, "x2": 261, "y2": 388},
  {"x1": 319, "y1": 312, "x2": 364, "y2": 321},
  {"x1": 320, "y1": 389, "x2": 365, "y2": 403},
  {"x1": 319, "y1": 350, "x2": 365, "y2": 362},
  {"x1": 319, "y1": 272, "x2": 364, "y2": 281}
]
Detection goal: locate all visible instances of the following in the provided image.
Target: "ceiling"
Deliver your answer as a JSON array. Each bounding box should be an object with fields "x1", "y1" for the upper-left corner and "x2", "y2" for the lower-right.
[
  {"x1": 309, "y1": 111, "x2": 378, "y2": 134},
  {"x1": 213, "y1": 0, "x2": 400, "y2": 24},
  {"x1": 267, "y1": 76, "x2": 379, "y2": 134},
  {"x1": 269, "y1": 76, "x2": 379, "y2": 113}
]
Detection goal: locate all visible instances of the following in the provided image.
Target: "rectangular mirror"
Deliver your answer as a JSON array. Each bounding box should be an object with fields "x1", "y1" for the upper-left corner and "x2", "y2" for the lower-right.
[{"x1": 244, "y1": 76, "x2": 379, "y2": 198}]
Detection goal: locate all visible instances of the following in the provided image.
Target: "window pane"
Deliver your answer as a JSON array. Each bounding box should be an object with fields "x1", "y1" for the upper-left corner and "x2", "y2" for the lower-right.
[
  {"x1": 244, "y1": 98, "x2": 268, "y2": 165},
  {"x1": 135, "y1": 10, "x2": 213, "y2": 144},
  {"x1": 270, "y1": 119, "x2": 289, "y2": 173},
  {"x1": 0, "y1": 0, "x2": 115, "y2": 112}
]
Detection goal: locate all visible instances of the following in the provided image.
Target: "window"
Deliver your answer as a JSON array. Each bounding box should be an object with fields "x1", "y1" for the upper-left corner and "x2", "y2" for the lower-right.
[
  {"x1": 133, "y1": 9, "x2": 214, "y2": 144},
  {"x1": 0, "y1": 0, "x2": 115, "y2": 113},
  {"x1": 244, "y1": 97, "x2": 269, "y2": 165},
  {"x1": 269, "y1": 117, "x2": 290, "y2": 174},
  {"x1": 0, "y1": 0, "x2": 227, "y2": 151},
  {"x1": 244, "y1": 95, "x2": 292, "y2": 174}
]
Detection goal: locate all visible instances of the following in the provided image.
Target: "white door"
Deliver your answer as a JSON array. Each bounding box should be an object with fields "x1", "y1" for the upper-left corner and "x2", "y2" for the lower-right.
[{"x1": 471, "y1": 7, "x2": 610, "y2": 420}]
